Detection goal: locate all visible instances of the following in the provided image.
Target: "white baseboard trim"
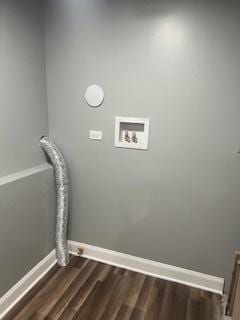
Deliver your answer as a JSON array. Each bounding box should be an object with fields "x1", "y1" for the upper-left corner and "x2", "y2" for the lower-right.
[
  {"x1": 0, "y1": 250, "x2": 56, "y2": 319},
  {"x1": 68, "y1": 241, "x2": 224, "y2": 295},
  {"x1": 0, "y1": 243, "x2": 224, "y2": 319}
]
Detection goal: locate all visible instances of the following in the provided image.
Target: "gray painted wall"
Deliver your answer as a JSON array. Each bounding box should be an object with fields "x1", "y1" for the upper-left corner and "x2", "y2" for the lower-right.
[
  {"x1": 0, "y1": 0, "x2": 48, "y2": 177},
  {"x1": 0, "y1": 0, "x2": 54, "y2": 297},
  {"x1": 0, "y1": 166, "x2": 55, "y2": 297},
  {"x1": 45, "y1": 0, "x2": 240, "y2": 288}
]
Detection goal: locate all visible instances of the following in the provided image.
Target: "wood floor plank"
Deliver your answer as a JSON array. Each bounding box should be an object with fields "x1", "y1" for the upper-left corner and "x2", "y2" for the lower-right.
[
  {"x1": 13, "y1": 259, "x2": 85, "y2": 320},
  {"x1": 72, "y1": 281, "x2": 102, "y2": 320},
  {"x1": 58, "y1": 262, "x2": 111, "y2": 320},
  {"x1": 83, "y1": 271, "x2": 123, "y2": 320},
  {"x1": 70, "y1": 262, "x2": 111, "y2": 310},
  {"x1": 114, "y1": 267, "x2": 126, "y2": 276},
  {"x1": 189, "y1": 286, "x2": 201, "y2": 300},
  {"x1": 2, "y1": 264, "x2": 60, "y2": 320},
  {"x1": 123, "y1": 273, "x2": 146, "y2": 308},
  {"x1": 115, "y1": 305, "x2": 133, "y2": 320},
  {"x1": 53, "y1": 307, "x2": 76, "y2": 320},
  {"x1": 129, "y1": 277, "x2": 157, "y2": 319},
  {"x1": 197, "y1": 297, "x2": 212, "y2": 320},
  {"x1": 3, "y1": 256, "x2": 221, "y2": 320},
  {"x1": 173, "y1": 284, "x2": 189, "y2": 320},
  {"x1": 46, "y1": 259, "x2": 97, "y2": 319},
  {"x1": 128, "y1": 308, "x2": 145, "y2": 320},
  {"x1": 99, "y1": 275, "x2": 134, "y2": 319},
  {"x1": 187, "y1": 296, "x2": 216, "y2": 320},
  {"x1": 186, "y1": 298, "x2": 201, "y2": 320},
  {"x1": 28, "y1": 312, "x2": 47, "y2": 320},
  {"x1": 133, "y1": 277, "x2": 157, "y2": 312},
  {"x1": 158, "y1": 281, "x2": 179, "y2": 320},
  {"x1": 67, "y1": 256, "x2": 86, "y2": 269},
  {"x1": 212, "y1": 294, "x2": 222, "y2": 320},
  {"x1": 144, "y1": 279, "x2": 167, "y2": 320},
  {"x1": 123, "y1": 270, "x2": 136, "y2": 278}
]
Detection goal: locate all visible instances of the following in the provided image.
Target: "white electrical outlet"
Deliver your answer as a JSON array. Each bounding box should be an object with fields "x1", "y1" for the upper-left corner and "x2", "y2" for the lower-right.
[{"x1": 89, "y1": 130, "x2": 103, "y2": 140}]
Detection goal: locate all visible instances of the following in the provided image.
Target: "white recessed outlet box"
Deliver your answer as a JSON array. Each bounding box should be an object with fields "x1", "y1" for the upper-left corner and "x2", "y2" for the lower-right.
[
  {"x1": 89, "y1": 130, "x2": 103, "y2": 140},
  {"x1": 114, "y1": 117, "x2": 149, "y2": 150}
]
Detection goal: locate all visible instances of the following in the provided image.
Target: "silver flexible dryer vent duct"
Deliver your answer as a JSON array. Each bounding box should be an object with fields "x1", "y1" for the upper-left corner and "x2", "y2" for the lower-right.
[{"x1": 40, "y1": 136, "x2": 69, "y2": 266}]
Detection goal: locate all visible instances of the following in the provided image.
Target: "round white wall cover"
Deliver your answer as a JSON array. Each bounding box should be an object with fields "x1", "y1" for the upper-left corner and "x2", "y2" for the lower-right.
[{"x1": 85, "y1": 84, "x2": 104, "y2": 107}]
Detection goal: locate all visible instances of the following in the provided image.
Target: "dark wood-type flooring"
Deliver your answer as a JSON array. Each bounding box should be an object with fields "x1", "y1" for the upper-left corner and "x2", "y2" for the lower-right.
[{"x1": 3, "y1": 256, "x2": 222, "y2": 320}]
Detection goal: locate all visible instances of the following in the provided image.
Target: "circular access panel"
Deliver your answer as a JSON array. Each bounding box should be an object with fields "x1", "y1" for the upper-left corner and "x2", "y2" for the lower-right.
[{"x1": 85, "y1": 84, "x2": 104, "y2": 107}]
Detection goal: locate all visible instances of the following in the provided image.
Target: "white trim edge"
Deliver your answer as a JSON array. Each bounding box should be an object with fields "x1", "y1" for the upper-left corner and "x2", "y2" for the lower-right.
[
  {"x1": 0, "y1": 163, "x2": 52, "y2": 187},
  {"x1": 69, "y1": 241, "x2": 224, "y2": 294},
  {"x1": 0, "y1": 250, "x2": 56, "y2": 319}
]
